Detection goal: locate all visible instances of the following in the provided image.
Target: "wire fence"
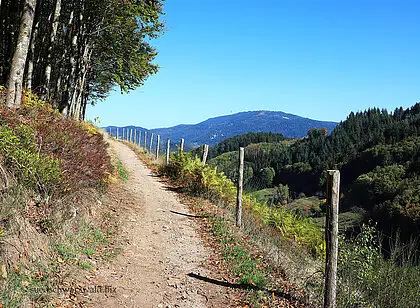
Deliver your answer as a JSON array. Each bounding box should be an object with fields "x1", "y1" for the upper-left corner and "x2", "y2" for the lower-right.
[
  {"x1": 105, "y1": 126, "x2": 183, "y2": 156},
  {"x1": 106, "y1": 126, "x2": 419, "y2": 308}
]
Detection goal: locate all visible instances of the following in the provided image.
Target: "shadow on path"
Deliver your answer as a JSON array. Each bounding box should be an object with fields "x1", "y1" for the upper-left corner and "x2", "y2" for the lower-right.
[
  {"x1": 187, "y1": 273, "x2": 306, "y2": 304},
  {"x1": 170, "y1": 210, "x2": 210, "y2": 219}
]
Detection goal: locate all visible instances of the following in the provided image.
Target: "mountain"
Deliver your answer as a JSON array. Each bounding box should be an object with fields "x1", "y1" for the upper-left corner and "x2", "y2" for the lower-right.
[
  {"x1": 207, "y1": 104, "x2": 420, "y2": 241},
  {"x1": 105, "y1": 111, "x2": 338, "y2": 148}
]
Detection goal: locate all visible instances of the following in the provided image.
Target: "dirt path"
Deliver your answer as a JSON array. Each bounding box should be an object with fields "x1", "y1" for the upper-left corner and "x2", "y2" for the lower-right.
[{"x1": 86, "y1": 139, "x2": 229, "y2": 308}]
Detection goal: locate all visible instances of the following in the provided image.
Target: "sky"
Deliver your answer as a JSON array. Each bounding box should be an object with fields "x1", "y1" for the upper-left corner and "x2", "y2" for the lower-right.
[{"x1": 86, "y1": 0, "x2": 420, "y2": 129}]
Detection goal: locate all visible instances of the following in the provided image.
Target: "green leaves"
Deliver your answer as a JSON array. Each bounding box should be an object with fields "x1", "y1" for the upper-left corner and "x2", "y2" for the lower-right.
[
  {"x1": 0, "y1": 124, "x2": 61, "y2": 193},
  {"x1": 89, "y1": 0, "x2": 164, "y2": 101}
]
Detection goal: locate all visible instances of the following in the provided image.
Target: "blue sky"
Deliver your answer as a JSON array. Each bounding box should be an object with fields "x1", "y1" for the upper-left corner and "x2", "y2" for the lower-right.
[{"x1": 86, "y1": 0, "x2": 420, "y2": 128}]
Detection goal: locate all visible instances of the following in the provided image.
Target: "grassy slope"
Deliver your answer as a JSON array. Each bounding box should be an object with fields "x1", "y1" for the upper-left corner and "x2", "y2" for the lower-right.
[{"x1": 0, "y1": 93, "x2": 125, "y2": 307}]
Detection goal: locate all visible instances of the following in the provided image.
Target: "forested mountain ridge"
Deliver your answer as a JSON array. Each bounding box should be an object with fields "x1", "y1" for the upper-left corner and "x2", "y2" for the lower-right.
[
  {"x1": 107, "y1": 110, "x2": 338, "y2": 148},
  {"x1": 207, "y1": 103, "x2": 420, "y2": 240}
]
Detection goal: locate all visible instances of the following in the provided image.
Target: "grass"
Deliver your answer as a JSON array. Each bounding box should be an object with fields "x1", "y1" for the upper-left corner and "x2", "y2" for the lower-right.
[
  {"x1": 248, "y1": 199, "x2": 325, "y2": 257},
  {"x1": 211, "y1": 217, "x2": 268, "y2": 289},
  {"x1": 287, "y1": 196, "x2": 322, "y2": 217},
  {"x1": 77, "y1": 260, "x2": 92, "y2": 270},
  {"x1": 312, "y1": 210, "x2": 365, "y2": 233},
  {"x1": 248, "y1": 188, "x2": 276, "y2": 204},
  {"x1": 0, "y1": 263, "x2": 56, "y2": 307},
  {"x1": 116, "y1": 159, "x2": 129, "y2": 182},
  {"x1": 335, "y1": 227, "x2": 420, "y2": 308},
  {"x1": 0, "y1": 92, "x2": 116, "y2": 307},
  {"x1": 52, "y1": 220, "x2": 112, "y2": 271}
]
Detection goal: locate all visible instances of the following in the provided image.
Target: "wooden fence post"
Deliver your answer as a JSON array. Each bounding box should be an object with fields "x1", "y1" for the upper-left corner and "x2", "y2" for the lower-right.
[
  {"x1": 122, "y1": 128, "x2": 124, "y2": 140},
  {"x1": 138, "y1": 131, "x2": 141, "y2": 146},
  {"x1": 180, "y1": 138, "x2": 184, "y2": 153},
  {"x1": 166, "y1": 138, "x2": 170, "y2": 165},
  {"x1": 144, "y1": 131, "x2": 147, "y2": 149},
  {"x1": 149, "y1": 133, "x2": 154, "y2": 153},
  {"x1": 236, "y1": 147, "x2": 244, "y2": 227},
  {"x1": 324, "y1": 170, "x2": 340, "y2": 308},
  {"x1": 130, "y1": 129, "x2": 133, "y2": 143},
  {"x1": 116, "y1": 127, "x2": 119, "y2": 140},
  {"x1": 202, "y1": 144, "x2": 209, "y2": 165},
  {"x1": 134, "y1": 129, "x2": 137, "y2": 145},
  {"x1": 155, "y1": 135, "x2": 160, "y2": 160}
]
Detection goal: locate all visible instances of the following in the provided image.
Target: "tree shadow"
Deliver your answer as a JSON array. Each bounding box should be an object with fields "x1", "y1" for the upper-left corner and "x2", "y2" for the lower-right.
[
  {"x1": 187, "y1": 273, "x2": 306, "y2": 304},
  {"x1": 162, "y1": 185, "x2": 185, "y2": 193},
  {"x1": 169, "y1": 210, "x2": 210, "y2": 219}
]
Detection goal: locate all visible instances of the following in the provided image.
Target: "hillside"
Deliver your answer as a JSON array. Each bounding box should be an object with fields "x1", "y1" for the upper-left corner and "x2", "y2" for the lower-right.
[
  {"x1": 207, "y1": 104, "x2": 420, "y2": 242},
  {"x1": 106, "y1": 110, "x2": 338, "y2": 148}
]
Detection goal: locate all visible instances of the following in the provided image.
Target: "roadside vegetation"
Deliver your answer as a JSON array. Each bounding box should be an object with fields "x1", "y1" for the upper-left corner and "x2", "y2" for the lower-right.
[
  {"x1": 0, "y1": 91, "x2": 124, "y2": 307},
  {"x1": 158, "y1": 140, "x2": 420, "y2": 307}
]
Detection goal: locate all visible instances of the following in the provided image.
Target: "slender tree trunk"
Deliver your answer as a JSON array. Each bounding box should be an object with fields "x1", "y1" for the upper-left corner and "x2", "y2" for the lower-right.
[
  {"x1": 44, "y1": 0, "x2": 61, "y2": 99},
  {"x1": 73, "y1": 47, "x2": 92, "y2": 120},
  {"x1": 67, "y1": 4, "x2": 84, "y2": 117},
  {"x1": 69, "y1": 42, "x2": 90, "y2": 119},
  {"x1": 25, "y1": 19, "x2": 39, "y2": 89},
  {"x1": 6, "y1": 0, "x2": 37, "y2": 108},
  {"x1": 56, "y1": 8, "x2": 74, "y2": 112}
]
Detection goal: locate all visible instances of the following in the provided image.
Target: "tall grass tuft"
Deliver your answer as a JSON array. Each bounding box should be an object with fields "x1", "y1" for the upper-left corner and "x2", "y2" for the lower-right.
[{"x1": 336, "y1": 224, "x2": 420, "y2": 307}]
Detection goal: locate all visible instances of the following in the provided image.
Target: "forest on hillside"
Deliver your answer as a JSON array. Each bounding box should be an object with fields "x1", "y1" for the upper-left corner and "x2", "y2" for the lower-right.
[
  {"x1": 0, "y1": 0, "x2": 164, "y2": 119},
  {"x1": 204, "y1": 104, "x2": 420, "y2": 241}
]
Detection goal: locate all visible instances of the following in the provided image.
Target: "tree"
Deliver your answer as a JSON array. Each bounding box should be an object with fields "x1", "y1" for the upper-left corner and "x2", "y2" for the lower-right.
[
  {"x1": 1, "y1": 0, "x2": 164, "y2": 119},
  {"x1": 6, "y1": 0, "x2": 37, "y2": 108}
]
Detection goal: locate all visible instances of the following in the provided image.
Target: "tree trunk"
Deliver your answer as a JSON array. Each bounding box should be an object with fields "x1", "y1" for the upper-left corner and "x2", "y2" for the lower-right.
[
  {"x1": 73, "y1": 47, "x2": 92, "y2": 120},
  {"x1": 25, "y1": 19, "x2": 39, "y2": 89},
  {"x1": 6, "y1": 0, "x2": 37, "y2": 108},
  {"x1": 43, "y1": 0, "x2": 61, "y2": 100},
  {"x1": 56, "y1": 8, "x2": 74, "y2": 112},
  {"x1": 69, "y1": 43, "x2": 90, "y2": 119},
  {"x1": 66, "y1": 5, "x2": 83, "y2": 117}
]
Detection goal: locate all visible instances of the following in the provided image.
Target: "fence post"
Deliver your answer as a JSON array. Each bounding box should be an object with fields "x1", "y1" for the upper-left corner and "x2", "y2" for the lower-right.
[
  {"x1": 134, "y1": 129, "x2": 137, "y2": 145},
  {"x1": 236, "y1": 147, "x2": 244, "y2": 227},
  {"x1": 144, "y1": 131, "x2": 147, "y2": 149},
  {"x1": 202, "y1": 144, "x2": 209, "y2": 165},
  {"x1": 155, "y1": 135, "x2": 160, "y2": 160},
  {"x1": 130, "y1": 129, "x2": 133, "y2": 143},
  {"x1": 138, "y1": 131, "x2": 141, "y2": 146},
  {"x1": 149, "y1": 133, "x2": 154, "y2": 153},
  {"x1": 324, "y1": 170, "x2": 340, "y2": 308},
  {"x1": 116, "y1": 127, "x2": 119, "y2": 139},
  {"x1": 166, "y1": 138, "x2": 170, "y2": 165},
  {"x1": 180, "y1": 138, "x2": 184, "y2": 153}
]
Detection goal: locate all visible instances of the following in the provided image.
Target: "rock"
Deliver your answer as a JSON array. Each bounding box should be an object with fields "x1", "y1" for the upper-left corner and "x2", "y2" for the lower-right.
[{"x1": 1, "y1": 264, "x2": 7, "y2": 279}]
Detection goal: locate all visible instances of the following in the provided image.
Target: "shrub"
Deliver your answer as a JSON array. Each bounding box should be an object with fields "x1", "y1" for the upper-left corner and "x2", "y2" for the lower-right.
[
  {"x1": 0, "y1": 122, "x2": 61, "y2": 194},
  {"x1": 160, "y1": 151, "x2": 325, "y2": 256},
  {"x1": 337, "y1": 224, "x2": 420, "y2": 307},
  {"x1": 247, "y1": 198, "x2": 325, "y2": 256},
  {"x1": 0, "y1": 91, "x2": 111, "y2": 195}
]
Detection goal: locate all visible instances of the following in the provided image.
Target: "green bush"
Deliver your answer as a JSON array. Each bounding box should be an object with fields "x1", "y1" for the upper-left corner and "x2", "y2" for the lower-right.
[
  {"x1": 160, "y1": 151, "x2": 325, "y2": 256},
  {"x1": 337, "y1": 224, "x2": 420, "y2": 307},
  {"x1": 0, "y1": 124, "x2": 61, "y2": 193},
  {"x1": 249, "y1": 198, "x2": 325, "y2": 256}
]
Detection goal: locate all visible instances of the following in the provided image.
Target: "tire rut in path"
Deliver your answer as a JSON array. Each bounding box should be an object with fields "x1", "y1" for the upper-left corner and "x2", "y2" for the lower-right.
[{"x1": 87, "y1": 140, "x2": 227, "y2": 308}]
